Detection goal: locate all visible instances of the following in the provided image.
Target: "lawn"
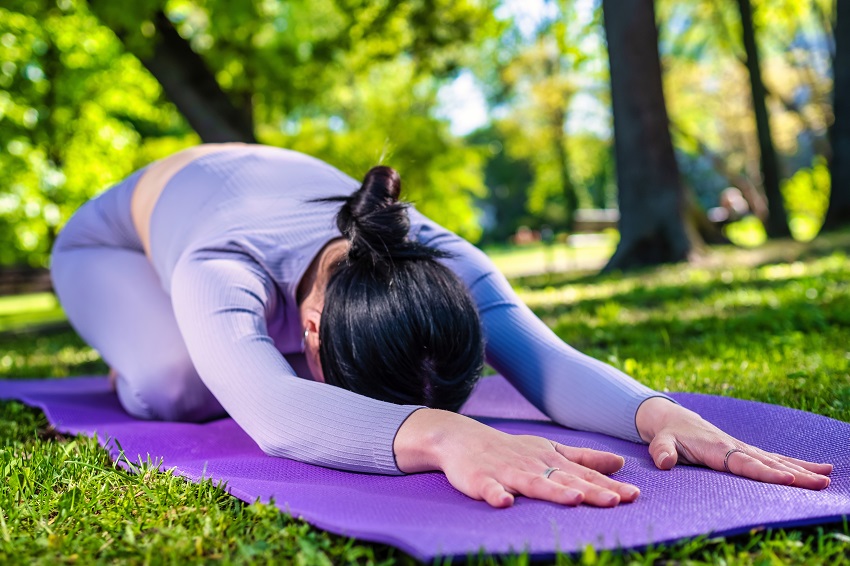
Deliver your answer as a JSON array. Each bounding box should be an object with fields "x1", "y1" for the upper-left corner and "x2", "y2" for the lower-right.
[{"x1": 1, "y1": 233, "x2": 850, "y2": 564}]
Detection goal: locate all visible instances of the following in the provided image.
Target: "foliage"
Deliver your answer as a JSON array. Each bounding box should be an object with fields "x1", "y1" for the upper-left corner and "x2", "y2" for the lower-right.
[
  {"x1": 0, "y1": 0, "x2": 192, "y2": 267},
  {"x1": 0, "y1": 0, "x2": 501, "y2": 266},
  {"x1": 262, "y1": 57, "x2": 487, "y2": 241},
  {"x1": 95, "y1": 0, "x2": 500, "y2": 242},
  {"x1": 658, "y1": 0, "x2": 834, "y2": 225},
  {"x1": 475, "y1": 1, "x2": 613, "y2": 233},
  {"x1": 783, "y1": 157, "x2": 831, "y2": 240},
  {"x1": 467, "y1": 126, "x2": 535, "y2": 244},
  {"x1": 3, "y1": 234, "x2": 850, "y2": 563}
]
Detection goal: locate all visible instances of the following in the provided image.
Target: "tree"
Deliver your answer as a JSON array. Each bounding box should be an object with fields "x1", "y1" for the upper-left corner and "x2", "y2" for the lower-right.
[
  {"x1": 467, "y1": 127, "x2": 535, "y2": 244},
  {"x1": 480, "y1": 5, "x2": 599, "y2": 233},
  {"x1": 823, "y1": 0, "x2": 850, "y2": 231},
  {"x1": 601, "y1": 0, "x2": 695, "y2": 271},
  {"x1": 0, "y1": 0, "x2": 191, "y2": 267},
  {"x1": 0, "y1": 0, "x2": 499, "y2": 266},
  {"x1": 497, "y1": 37, "x2": 580, "y2": 231},
  {"x1": 656, "y1": 0, "x2": 834, "y2": 238},
  {"x1": 735, "y1": 0, "x2": 791, "y2": 238},
  {"x1": 87, "y1": 0, "x2": 498, "y2": 144}
]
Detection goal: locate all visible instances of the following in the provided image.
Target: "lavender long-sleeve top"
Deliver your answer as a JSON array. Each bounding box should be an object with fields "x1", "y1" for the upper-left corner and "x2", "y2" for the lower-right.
[{"x1": 152, "y1": 146, "x2": 666, "y2": 474}]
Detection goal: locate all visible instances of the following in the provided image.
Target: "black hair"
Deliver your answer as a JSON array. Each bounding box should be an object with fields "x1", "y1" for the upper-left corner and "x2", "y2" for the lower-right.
[{"x1": 317, "y1": 166, "x2": 484, "y2": 411}]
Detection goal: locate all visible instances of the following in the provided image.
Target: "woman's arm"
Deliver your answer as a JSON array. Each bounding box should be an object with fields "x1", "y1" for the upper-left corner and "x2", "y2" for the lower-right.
[
  {"x1": 170, "y1": 248, "x2": 423, "y2": 474},
  {"x1": 409, "y1": 211, "x2": 832, "y2": 489},
  {"x1": 409, "y1": 210, "x2": 668, "y2": 442},
  {"x1": 170, "y1": 245, "x2": 645, "y2": 506}
]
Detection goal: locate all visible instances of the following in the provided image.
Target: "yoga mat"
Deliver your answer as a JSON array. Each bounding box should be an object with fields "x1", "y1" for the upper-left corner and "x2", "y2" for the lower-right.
[{"x1": 1, "y1": 376, "x2": 848, "y2": 561}]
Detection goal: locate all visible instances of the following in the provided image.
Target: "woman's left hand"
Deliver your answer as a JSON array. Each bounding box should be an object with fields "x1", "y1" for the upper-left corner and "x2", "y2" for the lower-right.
[{"x1": 635, "y1": 397, "x2": 833, "y2": 489}]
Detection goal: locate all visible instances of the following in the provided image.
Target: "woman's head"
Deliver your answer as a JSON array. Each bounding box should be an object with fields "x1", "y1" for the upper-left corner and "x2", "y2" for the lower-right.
[{"x1": 307, "y1": 166, "x2": 484, "y2": 411}]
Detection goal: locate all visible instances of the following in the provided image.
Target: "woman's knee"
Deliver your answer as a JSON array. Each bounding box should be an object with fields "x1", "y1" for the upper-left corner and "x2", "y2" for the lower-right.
[{"x1": 115, "y1": 360, "x2": 224, "y2": 422}]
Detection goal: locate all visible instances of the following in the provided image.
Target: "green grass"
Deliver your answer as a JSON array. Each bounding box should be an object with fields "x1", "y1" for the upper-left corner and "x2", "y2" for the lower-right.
[
  {"x1": 485, "y1": 232, "x2": 618, "y2": 277},
  {"x1": 0, "y1": 292, "x2": 66, "y2": 332},
  {"x1": 2, "y1": 233, "x2": 850, "y2": 564}
]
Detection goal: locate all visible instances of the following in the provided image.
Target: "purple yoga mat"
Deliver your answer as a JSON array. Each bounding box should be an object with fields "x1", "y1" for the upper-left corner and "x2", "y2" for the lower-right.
[{"x1": 1, "y1": 376, "x2": 848, "y2": 560}]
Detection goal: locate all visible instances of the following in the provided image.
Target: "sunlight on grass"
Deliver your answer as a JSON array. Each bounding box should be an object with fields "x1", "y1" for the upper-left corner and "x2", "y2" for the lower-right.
[
  {"x1": 485, "y1": 231, "x2": 617, "y2": 276},
  {"x1": 0, "y1": 292, "x2": 58, "y2": 316},
  {"x1": 0, "y1": 292, "x2": 66, "y2": 332}
]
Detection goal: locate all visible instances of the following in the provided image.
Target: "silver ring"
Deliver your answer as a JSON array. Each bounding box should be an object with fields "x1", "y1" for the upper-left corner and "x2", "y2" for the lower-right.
[
  {"x1": 543, "y1": 467, "x2": 559, "y2": 479},
  {"x1": 723, "y1": 448, "x2": 744, "y2": 473}
]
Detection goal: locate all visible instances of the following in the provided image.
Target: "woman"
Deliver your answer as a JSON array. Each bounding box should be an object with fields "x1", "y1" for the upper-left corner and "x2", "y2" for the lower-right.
[{"x1": 51, "y1": 144, "x2": 832, "y2": 509}]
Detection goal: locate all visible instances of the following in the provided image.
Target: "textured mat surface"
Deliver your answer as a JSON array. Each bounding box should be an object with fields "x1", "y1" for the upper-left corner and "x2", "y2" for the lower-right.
[{"x1": 1, "y1": 376, "x2": 848, "y2": 560}]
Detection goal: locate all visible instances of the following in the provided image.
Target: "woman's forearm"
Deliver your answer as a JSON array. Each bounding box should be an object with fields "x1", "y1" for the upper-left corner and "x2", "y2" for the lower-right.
[
  {"x1": 635, "y1": 396, "x2": 688, "y2": 442},
  {"x1": 394, "y1": 408, "x2": 478, "y2": 473}
]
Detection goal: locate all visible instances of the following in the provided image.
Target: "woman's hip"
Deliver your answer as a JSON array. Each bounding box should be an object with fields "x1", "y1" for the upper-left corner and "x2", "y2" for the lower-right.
[{"x1": 52, "y1": 168, "x2": 147, "y2": 254}]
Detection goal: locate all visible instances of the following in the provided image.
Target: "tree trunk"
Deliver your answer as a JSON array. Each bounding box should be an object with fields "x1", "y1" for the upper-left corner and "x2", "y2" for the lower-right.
[
  {"x1": 736, "y1": 0, "x2": 790, "y2": 238},
  {"x1": 144, "y1": 11, "x2": 255, "y2": 143},
  {"x1": 90, "y1": 4, "x2": 256, "y2": 143},
  {"x1": 601, "y1": 0, "x2": 695, "y2": 272},
  {"x1": 823, "y1": 0, "x2": 850, "y2": 231}
]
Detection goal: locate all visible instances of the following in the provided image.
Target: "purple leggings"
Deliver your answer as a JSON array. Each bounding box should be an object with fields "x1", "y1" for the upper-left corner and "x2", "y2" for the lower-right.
[{"x1": 50, "y1": 171, "x2": 227, "y2": 421}]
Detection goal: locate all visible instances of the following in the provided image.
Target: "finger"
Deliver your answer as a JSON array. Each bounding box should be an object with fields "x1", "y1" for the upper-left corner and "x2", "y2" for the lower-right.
[
  {"x1": 515, "y1": 473, "x2": 585, "y2": 506},
  {"x1": 556, "y1": 462, "x2": 640, "y2": 503},
  {"x1": 752, "y1": 455, "x2": 831, "y2": 490},
  {"x1": 725, "y1": 451, "x2": 795, "y2": 486},
  {"x1": 760, "y1": 453, "x2": 818, "y2": 474},
  {"x1": 553, "y1": 443, "x2": 625, "y2": 475},
  {"x1": 774, "y1": 454, "x2": 834, "y2": 476},
  {"x1": 478, "y1": 477, "x2": 515, "y2": 508},
  {"x1": 744, "y1": 449, "x2": 832, "y2": 489},
  {"x1": 551, "y1": 473, "x2": 622, "y2": 507},
  {"x1": 648, "y1": 432, "x2": 678, "y2": 470}
]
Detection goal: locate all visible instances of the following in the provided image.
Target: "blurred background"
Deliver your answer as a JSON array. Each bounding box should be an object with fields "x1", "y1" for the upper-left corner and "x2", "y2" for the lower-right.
[{"x1": 0, "y1": 0, "x2": 846, "y2": 275}]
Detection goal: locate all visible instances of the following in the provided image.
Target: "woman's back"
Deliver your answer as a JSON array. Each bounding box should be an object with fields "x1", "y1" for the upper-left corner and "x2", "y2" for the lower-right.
[
  {"x1": 131, "y1": 142, "x2": 248, "y2": 259},
  {"x1": 132, "y1": 145, "x2": 358, "y2": 302}
]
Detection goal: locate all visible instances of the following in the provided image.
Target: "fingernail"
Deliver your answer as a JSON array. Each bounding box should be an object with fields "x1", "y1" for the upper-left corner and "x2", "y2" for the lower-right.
[
  {"x1": 658, "y1": 451, "x2": 670, "y2": 464},
  {"x1": 564, "y1": 489, "x2": 583, "y2": 505},
  {"x1": 603, "y1": 493, "x2": 620, "y2": 506},
  {"x1": 623, "y1": 486, "x2": 640, "y2": 498}
]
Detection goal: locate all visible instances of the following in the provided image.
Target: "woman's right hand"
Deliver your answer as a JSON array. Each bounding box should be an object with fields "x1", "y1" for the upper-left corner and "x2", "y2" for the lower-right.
[{"x1": 394, "y1": 408, "x2": 640, "y2": 508}]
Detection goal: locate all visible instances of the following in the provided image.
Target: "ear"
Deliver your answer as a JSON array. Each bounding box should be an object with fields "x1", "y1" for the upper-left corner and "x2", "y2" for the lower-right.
[{"x1": 303, "y1": 308, "x2": 322, "y2": 350}]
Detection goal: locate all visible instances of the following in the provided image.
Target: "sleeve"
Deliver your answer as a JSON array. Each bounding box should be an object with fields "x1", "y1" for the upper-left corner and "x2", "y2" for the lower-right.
[
  {"x1": 409, "y1": 209, "x2": 673, "y2": 443},
  {"x1": 170, "y1": 248, "x2": 423, "y2": 474}
]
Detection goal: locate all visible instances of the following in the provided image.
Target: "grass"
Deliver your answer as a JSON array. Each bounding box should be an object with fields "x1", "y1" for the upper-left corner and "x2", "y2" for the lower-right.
[
  {"x1": 0, "y1": 292, "x2": 66, "y2": 333},
  {"x1": 485, "y1": 232, "x2": 617, "y2": 277},
  {"x1": 2, "y1": 232, "x2": 850, "y2": 564}
]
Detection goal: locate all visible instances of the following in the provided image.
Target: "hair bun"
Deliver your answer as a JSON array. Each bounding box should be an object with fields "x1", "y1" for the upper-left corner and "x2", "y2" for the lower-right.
[
  {"x1": 361, "y1": 165, "x2": 402, "y2": 203},
  {"x1": 336, "y1": 166, "x2": 411, "y2": 264}
]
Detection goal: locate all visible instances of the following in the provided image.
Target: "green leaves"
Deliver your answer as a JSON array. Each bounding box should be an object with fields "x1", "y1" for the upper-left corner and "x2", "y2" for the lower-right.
[
  {"x1": 0, "y1": 0, "x2": 504, "y2": 265},
  {"x1": 0, "y1": 0, "x2": 190, "y2": 267}
]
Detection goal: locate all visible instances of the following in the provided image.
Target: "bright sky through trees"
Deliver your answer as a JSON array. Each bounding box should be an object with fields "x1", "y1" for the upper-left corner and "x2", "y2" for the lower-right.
[{"x1": 436, "y1": 0, "x2": 609, "y2": 137}]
